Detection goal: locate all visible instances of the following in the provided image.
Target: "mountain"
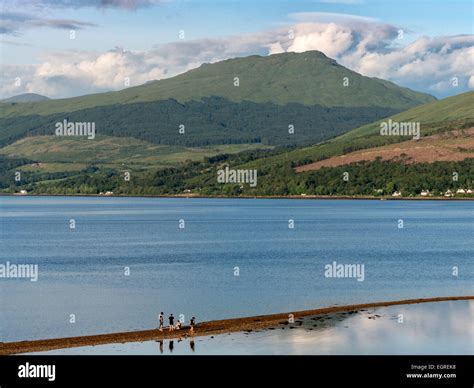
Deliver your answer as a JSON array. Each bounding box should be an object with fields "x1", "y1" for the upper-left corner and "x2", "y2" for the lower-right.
[
  {"x1": 1, "y1": 51, "x2": 452, "y2": 196},
  {"x1": 0, "y1": 51, "x2": 435, "y2": 151},
  {"x1": 0, "y1": 51, "x2": 434, "y2": 119},
  {"x1": 1, "y1": 93, "x2": 50, "y2": 103}
]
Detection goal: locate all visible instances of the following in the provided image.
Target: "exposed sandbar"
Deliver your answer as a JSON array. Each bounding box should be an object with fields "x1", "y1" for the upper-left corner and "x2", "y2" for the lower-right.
[{"x1": 1, "y1": 296, "x2": 472, "y2": 355}]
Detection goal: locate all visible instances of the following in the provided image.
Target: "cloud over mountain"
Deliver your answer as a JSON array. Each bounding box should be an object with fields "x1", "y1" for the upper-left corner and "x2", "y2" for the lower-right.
[{"x1": 1, "y1": 13, "x2": 472, "y2": 99}]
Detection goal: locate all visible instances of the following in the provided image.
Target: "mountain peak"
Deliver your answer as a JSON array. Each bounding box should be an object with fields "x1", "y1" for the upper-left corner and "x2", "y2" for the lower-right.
[
  {"x1": 0, "y1": 51, "x2": 434, "y2": 118},
  {"x1": 1, "y1": 93, "x2": 50, "y2": 103}
]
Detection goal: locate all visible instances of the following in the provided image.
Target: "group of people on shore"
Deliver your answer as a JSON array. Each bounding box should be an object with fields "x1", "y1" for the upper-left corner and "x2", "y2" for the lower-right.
[{"x1": 158, "y1": 312, "x2": 196, "y2": 334}]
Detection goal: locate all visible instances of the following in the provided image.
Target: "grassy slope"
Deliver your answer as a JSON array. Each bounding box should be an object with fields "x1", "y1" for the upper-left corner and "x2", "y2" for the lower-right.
[
  {"x1": 296, "y1": 129, "x2": 474, "y2": 172},
  {"x1": 1, "y1": 93, "x2": 50, "y2": 103},
  {"x1": 336, "y1": 91, "x2": 474, "y2": 142},
  {"x1": 225, "y1": 92, "x2": 474, "y2": 172},
  {"x1": 0, "y1": 135, "x2": 273, "y2": 172},
  {"x1": 0, "y1": 51, "x2": 434, "y2": 118}
]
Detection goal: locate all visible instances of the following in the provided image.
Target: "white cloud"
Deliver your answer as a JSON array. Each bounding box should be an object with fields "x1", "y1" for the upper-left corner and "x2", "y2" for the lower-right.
[
  {"x1": 0, "y1": 12, "x2": 98, "y2": 35},
  {"x1": 469, "y1": 75, "x2": 474, "y2": 89},
  {"x1": 1, "y1": 13, "x2": 473, "y2": 99},
  {"x1": 3, "y1": 0, "x2": 168, "y2": 11},
  {"x1": 342, "y1": 35, "x2": 474, "y2": 96},
  {"x1": 289, "y1": 12, "x2": 377, "y2": 24}
]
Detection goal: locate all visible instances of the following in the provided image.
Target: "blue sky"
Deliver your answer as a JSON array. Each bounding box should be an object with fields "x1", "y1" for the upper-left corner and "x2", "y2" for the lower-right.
[
  {"x1": 1, "y1": 0, "x2": 473, "y2": 98},
  {"x1": 4, "y1": 0, "x2": 473, "y2": 56}
]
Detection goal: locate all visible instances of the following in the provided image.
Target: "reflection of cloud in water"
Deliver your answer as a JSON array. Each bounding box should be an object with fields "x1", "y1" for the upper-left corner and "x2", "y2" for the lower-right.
[{"x1": 277, "y1": 301, "x2": 474, "y2": 354}]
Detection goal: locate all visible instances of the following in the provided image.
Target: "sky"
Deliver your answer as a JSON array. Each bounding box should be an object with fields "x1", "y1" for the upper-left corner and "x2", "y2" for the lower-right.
[{"x1": 1, "y1": 0, "x2": 473, "y2": 99}]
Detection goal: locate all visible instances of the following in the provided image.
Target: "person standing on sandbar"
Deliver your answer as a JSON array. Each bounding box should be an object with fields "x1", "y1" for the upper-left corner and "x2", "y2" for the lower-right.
[
  {"x1": 169, "y1": 314, "x2": 175, "y2": 331},
  {"x1": 158, "y1": 312, "x2": 164, "y2": 331}
]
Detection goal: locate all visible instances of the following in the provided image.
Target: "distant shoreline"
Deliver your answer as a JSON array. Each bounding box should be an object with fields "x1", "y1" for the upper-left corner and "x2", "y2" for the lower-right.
[
  {"x1": 1, "y1": 193, "x2": 473, "y2": 201},
  {"x1": 2, "y1": 296, "x2": 472, "y2": 355}
]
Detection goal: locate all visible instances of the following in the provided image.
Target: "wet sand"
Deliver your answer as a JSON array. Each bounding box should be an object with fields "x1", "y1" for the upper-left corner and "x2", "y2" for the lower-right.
[{"x1": 1, "y1": 296, "x2": 472, "y2": 355}]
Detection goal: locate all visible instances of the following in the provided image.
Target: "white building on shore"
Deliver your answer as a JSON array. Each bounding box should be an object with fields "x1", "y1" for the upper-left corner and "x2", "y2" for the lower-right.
[{"x1": 444, "y1": 190, "x2": 454, "y2": 197}]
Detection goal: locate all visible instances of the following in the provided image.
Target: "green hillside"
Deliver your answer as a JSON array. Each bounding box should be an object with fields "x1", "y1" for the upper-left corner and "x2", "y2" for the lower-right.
[
  {"x1": 0, "y1": 97, "x2": 398, "y2": 149},
  {"x1": 150, "y1": 92, "x2": 473, "y2": 197},
  {"x1": 239, "y1": 91, "x2": 474, "y2": 171},
  {"x1": 335, "y1": 91, "x2": 474, "y2": 142},
  {"x1": 2, "y1": 92, "x2": 472, "y2": 196},
  {"x1": 0, "y1": 135, "x2": 271, "y2": 173},
  {"x1": 132, "y1": 91, "x2": 472, "y2": 197},
  {"x1": 1, "y1": 93, "x2": 50, "y2": 103},
  {"x1": 0, "y1": 51, "x2": 434, "y2": 119}
]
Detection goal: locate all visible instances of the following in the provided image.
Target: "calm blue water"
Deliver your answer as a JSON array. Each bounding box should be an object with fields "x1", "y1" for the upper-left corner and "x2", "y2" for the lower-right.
[{"x1": 1, "y1": 196, "x2": 473, "y2": 342}]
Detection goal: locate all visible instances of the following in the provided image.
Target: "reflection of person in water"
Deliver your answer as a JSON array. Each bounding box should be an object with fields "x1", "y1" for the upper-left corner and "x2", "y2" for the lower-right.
[
  {"x1": 169, "y1": 340, "x2": 174, "y2": 353},
  {"x1": 190, "y1": 339, "x2": 195, "y2": 352},
  {"x1": 158, "y1": 339, "x2": 163, "y2": 354}
]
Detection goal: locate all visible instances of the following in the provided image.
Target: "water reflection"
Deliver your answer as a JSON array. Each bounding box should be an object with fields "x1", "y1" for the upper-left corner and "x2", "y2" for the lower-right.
[{"x1": 153, "y1": 338, "x2": 196, "y2": 354}]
